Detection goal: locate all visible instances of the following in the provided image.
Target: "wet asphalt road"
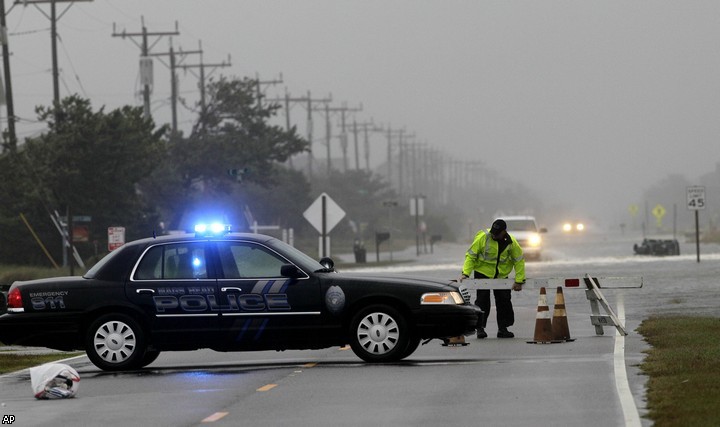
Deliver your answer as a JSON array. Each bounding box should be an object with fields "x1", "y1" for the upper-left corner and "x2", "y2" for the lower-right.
[{"x1": 1, "y1": 229, "x2": 717, "y2": 426}]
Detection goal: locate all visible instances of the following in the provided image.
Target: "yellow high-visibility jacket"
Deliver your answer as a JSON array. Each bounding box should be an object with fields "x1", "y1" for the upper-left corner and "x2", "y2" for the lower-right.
[{"x1": 462, "y1": 229, "x2": 526, "y2": 282}]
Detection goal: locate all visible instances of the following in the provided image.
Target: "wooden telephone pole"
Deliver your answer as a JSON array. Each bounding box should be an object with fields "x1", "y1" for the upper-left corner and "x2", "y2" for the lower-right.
[{"x1": 112, "y1": 17, "x2": 179, "y2": 120}]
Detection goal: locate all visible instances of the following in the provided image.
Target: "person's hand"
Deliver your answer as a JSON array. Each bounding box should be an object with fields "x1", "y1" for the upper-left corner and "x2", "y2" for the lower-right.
[
  {"x1": 512, "y1": 280, "x2": 525, "y2": 292},
  {"x1": 457, "y1": 274, "x2": 468, "y2": 283}
]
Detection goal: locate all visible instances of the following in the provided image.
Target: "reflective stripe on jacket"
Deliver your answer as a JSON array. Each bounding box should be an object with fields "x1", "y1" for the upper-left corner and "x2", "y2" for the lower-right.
[{"x1": 462, "y1": 229, "x2": 526, "y2": 282}]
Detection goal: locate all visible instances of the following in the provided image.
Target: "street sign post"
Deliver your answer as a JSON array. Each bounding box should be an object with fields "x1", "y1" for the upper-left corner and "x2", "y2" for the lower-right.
[
  {"x1": 108, "y1": 227, "x2": 125, "y2": 251},
  {"x1": 687, "y1": 186, "x2": 706, "y2": 263},
  {"x1": 303, "y1": 193, "x2": 346, "y2": 258}
]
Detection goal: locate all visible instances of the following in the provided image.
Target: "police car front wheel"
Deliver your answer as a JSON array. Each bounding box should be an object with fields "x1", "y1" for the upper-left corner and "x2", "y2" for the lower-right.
[
  {"x1": 85, "y1": 313, "x2": 147, "y2": 371},
  {"x1": 349, "y1": 304, "x2": 411, "y2": 363}
]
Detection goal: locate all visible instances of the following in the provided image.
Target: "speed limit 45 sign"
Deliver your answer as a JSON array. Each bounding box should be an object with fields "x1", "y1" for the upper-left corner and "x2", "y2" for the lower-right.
[{"x1": 687, "y1": 186, "x2": 706, "y2": 210}]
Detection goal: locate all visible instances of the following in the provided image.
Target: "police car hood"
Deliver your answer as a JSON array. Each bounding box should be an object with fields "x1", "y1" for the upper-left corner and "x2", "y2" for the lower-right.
[{"x1": 330, "y1": 273, "x2": 459, "y2": 291}]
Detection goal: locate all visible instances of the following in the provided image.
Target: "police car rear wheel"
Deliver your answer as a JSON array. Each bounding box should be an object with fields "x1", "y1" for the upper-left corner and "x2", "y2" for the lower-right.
[
  {"x1": 349, "y1": 304, "x2": 410, "y2": 363},
  {"x1": 85, "y1": 314, "x2": 146, "y2": 371}
]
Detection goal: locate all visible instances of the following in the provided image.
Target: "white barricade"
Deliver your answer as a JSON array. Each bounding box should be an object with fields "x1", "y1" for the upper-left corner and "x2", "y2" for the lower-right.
[{"x1": 457, "y1": 274, "x2": 642, "y2": 336}]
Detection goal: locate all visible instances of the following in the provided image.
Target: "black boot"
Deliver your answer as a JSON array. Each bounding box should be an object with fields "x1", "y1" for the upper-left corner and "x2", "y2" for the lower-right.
[
  {"x1": 497, "y1": 327, "x2": 514, "y2": 338},
  {"x1": 477, "y1": 327, "x2": 488, "y2": 339}
]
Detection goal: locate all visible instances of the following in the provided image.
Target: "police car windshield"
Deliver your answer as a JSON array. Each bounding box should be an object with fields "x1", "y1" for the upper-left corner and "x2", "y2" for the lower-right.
[{"x1": 269, "y1": 239, "x2": 326, "y2": 271}]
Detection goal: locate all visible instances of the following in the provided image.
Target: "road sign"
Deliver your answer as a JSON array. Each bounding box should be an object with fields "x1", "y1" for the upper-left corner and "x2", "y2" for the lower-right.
[
  {"x1": 652, "y1": 204, "x2": 666, "y2": 227},
  {"x1": 687, "y1": 186, "x2": 706, "y2": 210},
  {"x1": 303, "y1": 192, "x2": 346, "y2": 234},
  {"x1": 108, "y1": 227, "x2": 125, "y2": 251},
  {"x1": 409, "y1": 196, "x2": 424, "y2": 216}
]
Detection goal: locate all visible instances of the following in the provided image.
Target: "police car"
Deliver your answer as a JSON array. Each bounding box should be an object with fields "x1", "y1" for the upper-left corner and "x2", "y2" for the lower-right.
[{"x1": 0, "y1": 224, "x2": 479, "y2": 371}]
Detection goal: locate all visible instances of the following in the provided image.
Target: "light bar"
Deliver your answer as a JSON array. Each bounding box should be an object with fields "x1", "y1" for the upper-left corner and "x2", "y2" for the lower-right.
[{"x1": 194, "y1": 222, "x2": 230, "y2": 237}]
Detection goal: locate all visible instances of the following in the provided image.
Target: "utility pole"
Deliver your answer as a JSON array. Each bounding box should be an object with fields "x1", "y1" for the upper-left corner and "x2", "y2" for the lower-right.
[
  {"x1": 337, "y1": 102, "x2": 362, "y2": 172},
  {"x1": 302, "y1": 91, "x2": 332, "y2": 179},
  {"x1": 267, "y1": 89, "x2": 327, "y2": 169},
  {"x1": 314, "y1": 101, "x2": 362, "y2": 175},
  {"x1": 177, "y1": 40, "x2": 231, "y2": 124},
  {"x1": 383, "y1": 126, "x2": 405, "y2": 189},
  {"x1": 253, "y1": 72, "x2": 283, "y2": 110},
  {"x1": 267, "y1": 91, "x2": 332, "y2": 178},
  {"x1": 18, "y1": 0, "x2": 92, "y2": 115},
  {"x1": 350, "y1": 120, "x2": 384, "y2": 172},
  {"x1": 112, "y1": 18, "x2": 179, "y2": 120},
  {"x1": 148, "y1": 41, "x2": 201, "y2": 137},
  {"x1": 0, "y1": 0, "x2": 17, "y2": 150},
  {"x1": 397, "y1": 132, "x2": 416, "y2": 197}
]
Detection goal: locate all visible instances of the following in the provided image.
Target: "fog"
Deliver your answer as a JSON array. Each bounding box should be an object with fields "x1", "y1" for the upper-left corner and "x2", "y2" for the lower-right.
[{"x1": 3, "y1": 1, "x2": 719, "y2": 227}]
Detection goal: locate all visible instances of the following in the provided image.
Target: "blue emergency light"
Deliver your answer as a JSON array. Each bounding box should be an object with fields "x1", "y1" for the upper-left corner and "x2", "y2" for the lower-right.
[{"x1": 194, "y1": 222, "x2": 231, "y2": 237}]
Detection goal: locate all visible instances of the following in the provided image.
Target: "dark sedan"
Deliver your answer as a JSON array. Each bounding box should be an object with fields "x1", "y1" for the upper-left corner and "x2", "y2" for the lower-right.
[{"x1": 0, "y1": 228, "x2": 479, "y2": 371}]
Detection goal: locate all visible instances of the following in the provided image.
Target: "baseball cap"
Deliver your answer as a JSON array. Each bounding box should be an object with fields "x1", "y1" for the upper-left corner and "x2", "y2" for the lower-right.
[{"x1": 490, "y1": 219, "x2": 507, "y2": 237}]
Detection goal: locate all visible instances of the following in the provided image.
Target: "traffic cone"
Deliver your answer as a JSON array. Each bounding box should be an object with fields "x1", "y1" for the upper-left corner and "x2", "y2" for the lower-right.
[
  {"x1": 551, "y1": 287, "x2": 575, "y2": 342},
  {"x1": 527, "y1": 287, "x2": 562, "y2": 344}
]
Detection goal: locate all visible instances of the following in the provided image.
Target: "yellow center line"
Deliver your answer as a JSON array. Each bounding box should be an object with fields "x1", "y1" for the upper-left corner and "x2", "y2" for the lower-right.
[
  {"x1": 201, "y1": 412, "x2": 229, "y2": 423},
  {"x1": 257, "y1": 383, "x2": 277, "y2": 392}
]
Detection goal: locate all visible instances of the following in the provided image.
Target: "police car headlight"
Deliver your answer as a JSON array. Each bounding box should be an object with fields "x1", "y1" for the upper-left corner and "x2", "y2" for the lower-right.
[{"x1": 421, "y1": 292, "x2": 464, "y2": 305}]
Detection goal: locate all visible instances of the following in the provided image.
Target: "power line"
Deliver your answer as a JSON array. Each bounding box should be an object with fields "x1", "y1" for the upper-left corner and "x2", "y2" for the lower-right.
[{"x1": 112, "y1": 17, "x2": 179, "y2": 120}]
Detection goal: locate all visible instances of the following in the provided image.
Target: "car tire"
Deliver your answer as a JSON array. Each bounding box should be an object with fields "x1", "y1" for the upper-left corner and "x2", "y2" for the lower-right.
[
  {"x1": 396, "y1": 337, "x2": 421, "y2": 360},
  {"x1": 349, "y1": 304, "x2": 410, "y2": 363},
  {"x1": 140, "y1": 350, "x2": 161, "y2": 368},
  {"x1": 85, "y1": 313, "x2": 147, "y2": 371}
]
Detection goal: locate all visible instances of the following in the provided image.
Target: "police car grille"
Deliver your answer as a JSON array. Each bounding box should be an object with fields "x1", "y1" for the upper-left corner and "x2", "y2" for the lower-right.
[{"x1": 458, "y1": 285, "x2": 471, "y2": 303}]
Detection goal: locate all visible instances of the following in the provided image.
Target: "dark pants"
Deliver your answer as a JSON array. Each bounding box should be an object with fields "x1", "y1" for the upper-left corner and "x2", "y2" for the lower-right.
[{"x1": 474, "y1": 272, "x2": 514, "y2": 329}]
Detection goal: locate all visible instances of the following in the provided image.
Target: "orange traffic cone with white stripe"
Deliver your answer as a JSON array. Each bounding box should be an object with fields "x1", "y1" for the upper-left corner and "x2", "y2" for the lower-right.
[
  {"x1": 527, "y1": 287, "x2": 562, "y2": 344},
  {"x1": 551, "y1": 287, "x2": 575, "y2": 342}
]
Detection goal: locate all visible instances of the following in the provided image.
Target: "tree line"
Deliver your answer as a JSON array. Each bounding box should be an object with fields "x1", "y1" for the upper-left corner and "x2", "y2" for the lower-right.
[{"x1": 2, "y1": 76, "x2": 490, "y2": 267}]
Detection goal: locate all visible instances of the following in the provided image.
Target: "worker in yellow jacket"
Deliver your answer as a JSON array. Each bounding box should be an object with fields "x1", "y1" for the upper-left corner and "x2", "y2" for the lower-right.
[{"x1": 459, "y1": 219, "x2": 525, "y2": 338}]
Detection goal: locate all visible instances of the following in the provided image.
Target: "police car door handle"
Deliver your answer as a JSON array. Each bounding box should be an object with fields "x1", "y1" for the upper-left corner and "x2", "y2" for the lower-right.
[
  {"x1": 136, "y1": 289, "x2": 155, "y2": 294},
  {"x1": 221, "y1": 287, "x2": 242, "y2": 292}
]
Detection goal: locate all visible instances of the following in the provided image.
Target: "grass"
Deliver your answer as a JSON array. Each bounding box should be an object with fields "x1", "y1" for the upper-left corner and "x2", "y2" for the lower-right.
[
  {"x1": 637, "y1": 316, "x2": 720, "y2": 426},
  {"x1": 0, "y1": 351, "x2": 84, "y2": 375}
]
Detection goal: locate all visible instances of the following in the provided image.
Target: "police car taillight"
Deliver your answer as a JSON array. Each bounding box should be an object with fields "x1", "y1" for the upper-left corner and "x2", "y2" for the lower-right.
[{"x1": 7, "y1": 287, "x2": 24, "y2": 313}]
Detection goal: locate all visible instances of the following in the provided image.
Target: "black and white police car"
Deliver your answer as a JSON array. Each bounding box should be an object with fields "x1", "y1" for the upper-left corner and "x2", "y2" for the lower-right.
[{"x1": 0, "y1": 224, "x2": 479, "y2": 371}]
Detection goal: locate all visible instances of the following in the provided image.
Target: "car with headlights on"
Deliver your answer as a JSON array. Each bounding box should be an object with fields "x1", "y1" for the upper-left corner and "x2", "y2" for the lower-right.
[
  {"x1": 562, "y1": 221, "x2": 586, "y2": 233},
  {"x1": 500, "y1": 216, "x2": 546, "y2": 261},
  {"x1": 0, "y1": 225, "x2": 479, "y2": 371}
]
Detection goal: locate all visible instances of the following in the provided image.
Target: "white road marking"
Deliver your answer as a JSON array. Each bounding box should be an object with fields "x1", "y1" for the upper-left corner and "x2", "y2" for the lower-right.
[{"x1": 614, "y1": 294, "x2": 642, "y2": 427}]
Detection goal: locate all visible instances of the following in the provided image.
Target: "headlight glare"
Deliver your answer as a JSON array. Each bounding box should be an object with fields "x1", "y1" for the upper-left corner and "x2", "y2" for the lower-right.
[{"x1": 528, "y1": 234, "x2": 541, "y2": 247}]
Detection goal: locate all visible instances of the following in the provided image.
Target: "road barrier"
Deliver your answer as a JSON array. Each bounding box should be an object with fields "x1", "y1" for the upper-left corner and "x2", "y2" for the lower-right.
[{"x1": 457, "y1": 274, "x2": 641, "y2": 337}]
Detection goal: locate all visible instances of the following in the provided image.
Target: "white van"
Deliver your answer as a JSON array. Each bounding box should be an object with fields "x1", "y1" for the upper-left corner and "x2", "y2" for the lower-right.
[{"x1": 497, "y1": 215, "x2": 546, "y2": 261}]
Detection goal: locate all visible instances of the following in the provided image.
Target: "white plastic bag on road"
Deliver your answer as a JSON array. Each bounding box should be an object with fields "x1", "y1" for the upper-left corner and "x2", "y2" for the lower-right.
[{"x1": 29, "y1": 363, "x2": 80, "y2": 399}]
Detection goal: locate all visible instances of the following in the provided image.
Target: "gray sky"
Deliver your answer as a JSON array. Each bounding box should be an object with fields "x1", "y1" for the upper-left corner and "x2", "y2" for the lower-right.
[{"x1": 4, "y1": 1, "x2": 720, "y2": 226}]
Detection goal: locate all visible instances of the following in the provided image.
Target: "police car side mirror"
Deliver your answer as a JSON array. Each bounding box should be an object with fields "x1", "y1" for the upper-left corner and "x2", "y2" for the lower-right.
[
  {"x1": 319, "y1": 257, "x2": 335, "y2": 271},
  {"x1": 280, "y1": 264, "x2": 304, "y2": 278}
]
